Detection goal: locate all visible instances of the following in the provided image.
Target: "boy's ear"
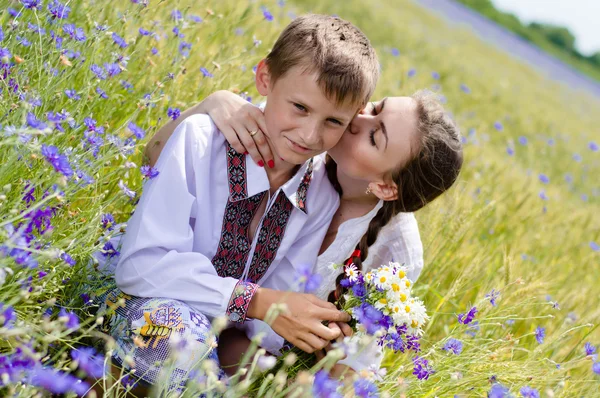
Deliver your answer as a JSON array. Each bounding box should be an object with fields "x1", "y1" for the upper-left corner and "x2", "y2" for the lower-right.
[
  {"x1": 255, "y1": 59, "x2": 271, "y2": 96},
  {"x1": 368, "y1": 180, "x2": 398, "y2": 201}
]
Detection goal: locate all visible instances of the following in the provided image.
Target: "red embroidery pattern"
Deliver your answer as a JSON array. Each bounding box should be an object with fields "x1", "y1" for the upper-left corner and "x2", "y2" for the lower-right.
[
  {"x1": 226, "y1": 280, "x2": 259, "y2": 323},
  {"x1": 212, "y1": 144, "x2": 266, "y2": 279},
  {"x1": 247, "y1": 190, "x2": 294, "y2": 283},
  {"x1": 295, "y1": 158, "x2": 313, "y2": 213}
]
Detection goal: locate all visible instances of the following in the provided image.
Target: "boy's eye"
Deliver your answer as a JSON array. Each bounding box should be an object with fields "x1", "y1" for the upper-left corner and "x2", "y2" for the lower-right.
[
  {"x1": 327, "y1": 118, "x2": 343, "y2": 126},
  {"x1": 294, "y1": 103, "x2": 307, "y2": 112}
]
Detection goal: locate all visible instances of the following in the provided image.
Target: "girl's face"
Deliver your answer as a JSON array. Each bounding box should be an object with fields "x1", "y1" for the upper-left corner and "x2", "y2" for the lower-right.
[{"x1": 328, "y1": 96, "x2": 420, "y2": 183}]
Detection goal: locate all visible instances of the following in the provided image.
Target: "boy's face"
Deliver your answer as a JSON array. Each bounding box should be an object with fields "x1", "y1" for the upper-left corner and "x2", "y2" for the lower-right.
[{"x1": 255, "y1": 60, "x2": 359, "y2": 165}]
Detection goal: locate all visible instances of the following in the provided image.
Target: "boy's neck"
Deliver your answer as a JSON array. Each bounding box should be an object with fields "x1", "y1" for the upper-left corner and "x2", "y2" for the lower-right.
[{"x1": 264, "y1": 157, "x2": 301, "y2": 195}]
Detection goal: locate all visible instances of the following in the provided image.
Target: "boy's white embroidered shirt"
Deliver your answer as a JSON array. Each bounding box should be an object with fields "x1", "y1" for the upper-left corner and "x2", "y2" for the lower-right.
[{"x1": 114, "y1": 114, "x2": 339, "y2": 323}]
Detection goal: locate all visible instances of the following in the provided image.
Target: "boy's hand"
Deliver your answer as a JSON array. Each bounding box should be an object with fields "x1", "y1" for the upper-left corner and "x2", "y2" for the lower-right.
[
  {"x1": 204, "y1": 90, "x2": 273, "y2": 168},
  {"x1": 250, "y1": 289, "x2": 350, "y2": 354}
]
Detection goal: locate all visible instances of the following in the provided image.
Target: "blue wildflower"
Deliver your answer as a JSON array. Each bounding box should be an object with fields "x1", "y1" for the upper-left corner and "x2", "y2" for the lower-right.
[
  {"x1": 118, "y1": 180, "x2": 136, "y2": 199},
  {"x1": 41, "y1": 145, "x2": 73, "y2": 177},
  {"x1": 573, "y1": 153, "x2": 582, "y2": 162},
  {"x1": 353, "y1": 378, "x2": 379, "y2": 397},
  {"x1": 17, "y1": 35, "x2": 32, "y2": 47},
  {"x1": 488, "y1": 383, "x2": 511, "y2": 398},
  {"x1": 458, "y1": 306, "x2": 477, "y2": 325},
  {"x1": 506, "y1": 146, "x2": 514, "y2": 156},
  {"x1": 22, "y1": 0, "x2": 42, "y2": 9},
  {"x1": 486, "y1": 289, "x2": 500, "y2": 306},
  {"x1": 591, "y1": 242, "x2": 600, "y2": 252},
  {"x1": 431, "y1": 71, "x2": 440, "y2": 80},
  {"x1": 104, "y1": 62, "x2": 121, "y2": 77},
  {"x1": 101, "y1": 241, "x2": 120, "y2": 258},
  {"x1": 547, "y1": 138, "x2": 555, "y2": 146},
  {"x1": 101, "y1": 213, "x2": 115, "y2": 230},
  {"x1": 494, "y1": 121, "x2": 503, "y2": 131},
  {"x1": 179, "y1": 41, "x2": 192, "y2": 56},
  {"x1": 30, "y1": 366, "x2": 89, "y2": 395},
  {"x1": 167, "y1": 107, "x2": 181, "y2": 120},
  {"x1": 407, "y1": 68, "x2": 416, "y2": 77},
  {"x1": 313, "y1": 370, "x2": 341, "y2": 398},
  {"x1": 26, "y1": 113, "x2": 47, "y2": 130},
  {"x1": 518, "y1": 136, "x2": 528, "y2": 145},
  {"x1": 593, "y1": 362, "x2": 600, "y2": 375},
  {"x1": 352, "y1": 282, "x2": 367, "y2": 298},
  {"x1": 200, "y1": 67, "x2": 213, "y2": 77},
  {"x1": 412, "y1": 356, "x2": 434, "y2": 380},
  {"x1": 71, "y1": 347, "x2": 106, "y2": 378},
  {"x1": 520, "y1": 386, "x2": 540, "y2": 398},
  {"x1": 60, "y1": 252, "x2": 75, "y2": 266},
  {"x1": 535, "y1": 326, "x2": 545, "y2": 344},
  {"x1": 589, "y1": 141, "x2": 599, "y2": 152},
  {"x1": 171, "y1": 9, "x2": 183, "y2": 21},
  {"x1": 0, "y1": 26, "x2": 4, "y2": 41},
  {"x1": 391, "y1": 48, "x2": 399, "y2": 56},
  {"x1": 295, "y1": 263, "x2": 322, "y2": 293},
  {"x1": 65, "y1": 89, "x2": 80, "y2": 100},
  {"x1": 442, "y1": 338, "x2": 463, "y2": 355},
  {"x1": 128, "y1": 122, "x2": 145, "y2": 139},
  {"x1": 95, "y1": 86, "x2": 108, "y2": 99},
  {"x1": 90, "y1": 64, "x2": 107, "y2": 80},
  {"x1": 460, "y1": 83, "x2": 471, "y2": 93},
  {"x1": 112, "y1": 32, "x2": 128, "y2": 48},
  {"x1": 140, "y1": 165, "x2": 160, "y2": 179},
  {"x1": 1, "y1": 303, "x2": 16, "y2": 328},
  {"x1": 59, "y1": 308, "x2": 79, "y2": 329},
  {"x1": 262, "y1": 7, "x2": 274, "y2": 21},
  {"x1": 151, "y1": 47, "x2": 159, "y2": 55},
  {"x1": 189, "y1": 15, "x2": 203, "y2": 23},
  {"x1": 48, "y1": 0, "x2": 71, "y2": 19},
  {"x1": 139, "y1": 27, "x2": 152, "y2": 36},
  {"x1": 538, "y1": 174, "x2": 550, "y2": 184},
  {"x1": 28, "y1": 23, "x2": 46, "y2": 35},
  {"x1": 539, "y1": 190, "x2": 548, "y2": 201}
]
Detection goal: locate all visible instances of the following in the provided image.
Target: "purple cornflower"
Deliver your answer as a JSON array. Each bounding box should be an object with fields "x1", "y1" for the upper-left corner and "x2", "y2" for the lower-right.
[
  {"x1": 538, "y1": 174, "x2": 549, "y2": 184},
  {"x1": 460, "y1": 83, "x2": 471, "y2": 94},
  {"x1": 23, "y1": 184, "x2": 35, "y2": 204},
  {"x1": 140, "y1": 165, "x2": 160, "y2": 179},
  {"x1": 95, "y1": 86, "x2": 108, "y2": 99},
  {"x1": 262, "y1": 7, "x2": 274, "y2": 21},
  {"x1": 442, "y1": 338, "x2": 463, "y2": 355},
  {"x1": 101, "y1": 213, "x2": 115, "y2": 230},
  {"x1": 312, "y1": 370, "x2": 341, "y2": 398},
  {"x1": 71, "y1": 347, "x2": 106, "y2": 378},
  {"x1": 189, "y1": 15, "x2": 203, "y2": 23},
  {"x1": 167, "y1": 107, "x2": 181, "y2": 120},
  {"x1": 64, "y1": 89, "x2": 80, "y2": 100},
  {"x1": 118, "y1": 180, "x2": 136, "y2": 199},
  {"x1": 494, "y1": 121, "x2": 503, "y2": 131},
  {"x1": 506, "y1": 146, "x2": 514, "y2": 156},
  {"x1": 171, "y1": 9, "x2": 183, "y2": 21},
  {"x1": 0, "y1": 26, "x2": 4, "y2": 41},
  {"x1": 593, "y1": 362, "x2": 600, "y2": 375},
  {"x1": 179, "y1": 41, "x2": 192, "y2": 56},
  {"x1": 431, "y1": 71, "x2": 440, "y2": 80},
  {"x1": 48, "y1": 0, "x2": 70, "y2": 19},
  {"x1": 407, "y1": 68, "x2": 416, "y2": 77},
  {"x1": 520, "y1": 386, "x2": 540, "y2": 398},
  {"x1": 353, "y1": 378, "x2": 379, "y2": 398},
  {"x1": 589, "y1": 141, "x2": 598, "y2": 152},
  {"x1": 486, "y1": 289, "x2": 500, "y2": 306},
  {"x1": 104, "y1": 62, "x2": 121, "y2": 77},
  {"x1": 139, "y1": 27, "x2": 152, "y2": 36},
  {"x1": 30, "y1": 366, "x2": 89, "y2": 395},
  {"x1": 59, "y1": 308, "x2": 79, "y2": 329},
  {"x1": 518, "y1": 136, "x2": 528, "y2": 145},
  {"x1": 26, "y1": 112, "x2": 47, "y2": 130},
  {"x1": 1, "y1": 303, "x2": 16, "y2": 328},
  {"x1": 102, "y1": 241, "x2": 119, "y2": 258},
  {"x1": 412, "y1": 356, "x2": 434, "y2": 380},
  {"x1": 488, "y1": 383, "x2": 511, "y2": 398},
  {"x1": 112, "y1": 32, "x2": 128, "y2": 48},
  {"x1": 128, "y1": 122, "x2": 145, "y2": 139},
  {"x1": 200, "y1": 67, "x2": 213, "y2": 77},
  {"x1": 585, "y1": 342, "x2": 597, "y2": 356},
  {"x1": 295, "y1": 263, "x2": 322, "y2": 293},
  {"x1": 60, "y1": 252, "x2": 75, "y2": 266},
  {"x1": 458, "y1": 306, "x2": 477, "y2": 325},
  {"x1": 22, "y1": 0, "x2": 42, "y2": 9},
  {"x1": 535, "y1": 326, "x2": 545, "y2": 344},
  {"x1": 352, "y1": 282, "x2": 367, "y2": 298},
  {"x1": 90, "y1": 64, "x2": 107, "y2": 80},
  {"x1": 63, "y1": 24, "x2": 86, "y2": 41},
  {"x1": 41, "y1": 145, "x2": 73, "y2": 177},
  {"x1": 590, "y1": 242, "x2": 599, "y2": 252},
  {"x1": 391, "y1": 48, "x2": 399, "y2": 56}
]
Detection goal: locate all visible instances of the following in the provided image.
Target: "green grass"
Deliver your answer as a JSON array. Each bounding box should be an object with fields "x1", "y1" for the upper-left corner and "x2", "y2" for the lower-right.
[{"x1": 0, "y1": 0, "x2": 599, "y2": 396}]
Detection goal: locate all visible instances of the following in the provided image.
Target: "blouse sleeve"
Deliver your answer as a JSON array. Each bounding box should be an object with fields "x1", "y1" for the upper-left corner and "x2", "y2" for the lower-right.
[{"x1": 115, "y1": 114, "x2": 257, "y2": 323}]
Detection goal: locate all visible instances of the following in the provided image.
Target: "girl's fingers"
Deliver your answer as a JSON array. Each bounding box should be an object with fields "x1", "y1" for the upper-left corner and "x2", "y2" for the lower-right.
[
  {"x1": 234, "y1": 123, "x2": 265, "y2": 166},
  {"x1": 219, "y1": 124, "x2": 246, "y2": 155}
]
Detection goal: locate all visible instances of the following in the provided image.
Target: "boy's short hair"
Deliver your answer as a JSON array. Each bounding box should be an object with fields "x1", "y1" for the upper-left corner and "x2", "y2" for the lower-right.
[{"x1": 266, "y1": 14, "x2": 379, "y2": 108}]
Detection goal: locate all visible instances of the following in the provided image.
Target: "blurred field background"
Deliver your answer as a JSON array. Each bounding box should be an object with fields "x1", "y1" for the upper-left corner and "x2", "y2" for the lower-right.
[{"x1": 0, "y1": 0, "x2": 598, "y2": 396}]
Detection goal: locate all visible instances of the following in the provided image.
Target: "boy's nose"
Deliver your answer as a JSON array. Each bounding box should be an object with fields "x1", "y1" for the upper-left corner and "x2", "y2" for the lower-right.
[{"x1": 299, "y1": 121, "x2": 322, "y2": 147}]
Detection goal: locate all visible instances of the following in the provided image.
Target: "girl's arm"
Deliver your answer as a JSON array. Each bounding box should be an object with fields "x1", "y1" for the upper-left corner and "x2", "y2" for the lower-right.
[{"x1": 145, "y1": 90, "x2": 272, "y2": 167}]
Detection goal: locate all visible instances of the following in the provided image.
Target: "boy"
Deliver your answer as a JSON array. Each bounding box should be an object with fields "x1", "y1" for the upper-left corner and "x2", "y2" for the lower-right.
[{"x1": 101, "y1": 14, "x2": 379, "y2": 391}]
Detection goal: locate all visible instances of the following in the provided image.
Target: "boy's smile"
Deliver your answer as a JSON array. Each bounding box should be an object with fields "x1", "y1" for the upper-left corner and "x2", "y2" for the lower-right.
[{"x1": 255, "y1": 60, "x2": 360, "y2": 166}]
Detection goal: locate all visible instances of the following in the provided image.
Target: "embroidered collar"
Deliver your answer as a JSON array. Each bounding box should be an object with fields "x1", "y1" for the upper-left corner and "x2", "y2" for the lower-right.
[{"x1": 226, "y1": 143, "x2": 314, "y2": 214}]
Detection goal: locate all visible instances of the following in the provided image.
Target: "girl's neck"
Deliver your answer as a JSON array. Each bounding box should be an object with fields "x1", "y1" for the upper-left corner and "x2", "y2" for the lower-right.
[{"x1": 337, "y1": 169, "x2": 380, "y2": 207}]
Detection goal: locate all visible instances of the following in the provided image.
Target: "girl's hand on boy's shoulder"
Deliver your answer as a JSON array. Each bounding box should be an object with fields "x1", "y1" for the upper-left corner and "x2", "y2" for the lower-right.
[{"x1": 206, "y1": 90, "x2": 274, "y2": 168}]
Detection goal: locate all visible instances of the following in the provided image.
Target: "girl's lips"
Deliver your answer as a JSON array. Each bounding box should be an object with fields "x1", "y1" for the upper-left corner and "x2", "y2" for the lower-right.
[{"x1": 286, "y1": 137, "x2": 312, "y2": 154}]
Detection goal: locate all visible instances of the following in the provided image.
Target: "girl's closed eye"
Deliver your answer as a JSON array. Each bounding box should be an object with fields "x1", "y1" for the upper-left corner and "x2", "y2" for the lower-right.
[{"x1": 369, "y1": 129, "x2": 377, "y2": 146}]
